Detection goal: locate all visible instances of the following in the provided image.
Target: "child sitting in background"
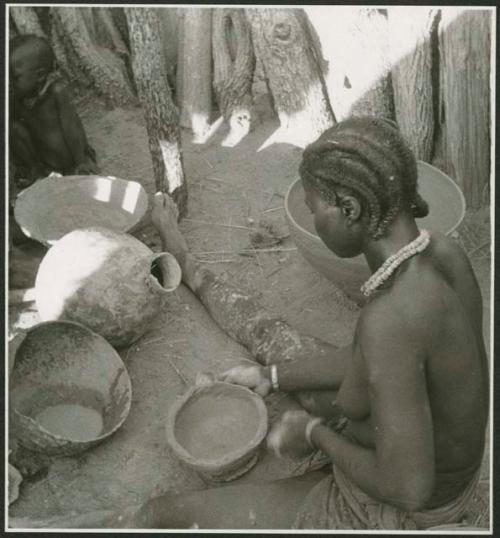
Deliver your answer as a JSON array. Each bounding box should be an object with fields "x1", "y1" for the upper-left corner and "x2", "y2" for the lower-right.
[{"x1": 9, "y1": 34, "x2": 99, "y2": 188}]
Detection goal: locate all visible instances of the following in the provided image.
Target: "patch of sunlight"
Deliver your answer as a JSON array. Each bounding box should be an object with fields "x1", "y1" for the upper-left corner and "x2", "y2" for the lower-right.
[
  {"x1": 438, "y1": 6, "x2": 472, "y2": 33},
  {"x1": 121, "y1": 180, "x2": 141, "y2": 214},
  {"x1": 221, "y1": 109, "x2": 251, "y2": 148},
  {"x1": 258, "y1": 81, "x2": 333, "y2": 151},
  {"x1": 306, "y1": 6, "x2": 391, "y2": 122},
  {"x1": 92, "y1": 177, "x2": 112, "y2": 203},
  {"x1": 159, "y1": 139, "x2": 183, "y2": 192},
  {"x1": 36, "y1": 241, "x2": 120, "y2": 320},
  {"x1": 190, "y1": 113, "x2": 223, "y2": 144},
  {"x1": 388, "y1": 7, "x2": 441, "y2": 68}
]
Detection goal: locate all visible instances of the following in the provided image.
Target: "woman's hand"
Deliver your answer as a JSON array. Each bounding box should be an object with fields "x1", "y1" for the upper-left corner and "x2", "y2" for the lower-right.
[
  {"x1": 218, "y1": 364, "x2": 272, "y2": 397},
  {"x1": 267, "y1": 410, "x2": 317, "y2": 460}
]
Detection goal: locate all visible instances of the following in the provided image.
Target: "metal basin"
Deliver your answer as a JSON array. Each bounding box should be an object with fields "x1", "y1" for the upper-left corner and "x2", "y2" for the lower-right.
[
  {"x1": 285, "y1": 161, "x2": 466, "y2": 304},
  {"x1": 14, "y1": 174, "x2": 149, "y2": 246}
]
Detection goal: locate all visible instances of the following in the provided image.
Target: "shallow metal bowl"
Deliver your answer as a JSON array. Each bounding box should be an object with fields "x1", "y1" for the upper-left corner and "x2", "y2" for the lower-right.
[
  {"x1": 285, "y1": 161, "x2": 466, "y2": 304},
  {"x1": 14, "y1": 174, "x2": 148, "y2": 246}
]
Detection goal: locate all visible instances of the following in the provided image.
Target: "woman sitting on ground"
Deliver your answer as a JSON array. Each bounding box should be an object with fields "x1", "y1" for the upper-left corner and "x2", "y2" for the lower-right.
[{"x1": 19, "y1": 116, "x2": 488, "y2": 530}]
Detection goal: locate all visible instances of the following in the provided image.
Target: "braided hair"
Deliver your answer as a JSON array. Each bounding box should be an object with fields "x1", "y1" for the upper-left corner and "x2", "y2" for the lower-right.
[{"x1": 299, "y1": 116, "x2": 429, "y2": 239}]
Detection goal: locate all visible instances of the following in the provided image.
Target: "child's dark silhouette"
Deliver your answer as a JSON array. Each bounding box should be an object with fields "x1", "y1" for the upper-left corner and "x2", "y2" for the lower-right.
[{"x1": 9, "y1": 35, "x2": 99, "y2": 187}]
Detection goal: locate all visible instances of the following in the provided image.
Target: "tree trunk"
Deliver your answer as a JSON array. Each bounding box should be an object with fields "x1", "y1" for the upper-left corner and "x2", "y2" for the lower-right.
[
  {"x1": 438, "y1": 8, "x2": 491, "y2": 208},
  {"x1": 175, "y1": 9, "x2": 186, "y2": 107},
  {"x1": 125, "y1": 7, "x2": 188, "y2": 218},
  {"x1": 9, "y1": 6, "x2": 46, "y2": 37},
  {"x1": 245, "y1": 8, "x2": 334, "y2": 149},
  {"x1": 156, "y1": 7, "x2": 179, "y2": 93},
  {"x1": 388, "y1": 7, "x2": 438, "y2": 162},
  {"x1": 92, "y1": 7, "x2": 129, "y2": 58},
  {"x1": 49, "y1": 7, "x2": 135, "y2": 106},
  {"x1": 212, "y1": 8, "x2": 256, "y2": 147},
  {"x1": 304, "y1": 7, "x2": 394, "y2": 122},
  {"x1": 177, "y1": 8, "x2": 213, "y2": 143}
]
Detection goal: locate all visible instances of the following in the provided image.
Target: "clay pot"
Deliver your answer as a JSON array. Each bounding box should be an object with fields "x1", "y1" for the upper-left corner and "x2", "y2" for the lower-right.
[
  {"x1": 166, "y1": 382, "x2": 268, "y2": 484},
  {"x1": 34, "y1": 227, "x2": 182, "y2": 348}
]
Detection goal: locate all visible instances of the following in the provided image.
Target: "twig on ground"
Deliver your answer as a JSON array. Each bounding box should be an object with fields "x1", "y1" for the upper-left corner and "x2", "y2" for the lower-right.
[
  {"x1": 200, "y1": 154, "x2": 214, "y2": 169},
  {"x1": 205, "y1": 176, "x2": 226, "y2": 183},
  {"x1": 141, "y1": 336, "x2": 166, "y2": 347},
  {"x1": 262, "y1": 206, "x2": 284, "y2": 214},
  {"x1": 265, "y1": 266, "x2": 283, "y2": 279},
  {"x1": 194, "y1": 258, "x2": 238, "y2": 264},
  {"x1": 252, "y1": 247, "x2": 265, "y2": 279},
  {"x1": 184, "y1": 218, "x2": 253, "y2": 230},
  {"x1": 192, "y1": 247, "x2": 297, "y2": 256},
  {"x1": 166, "y1": 357, "x2": 188, "y2": 385},
  {"x1": 468, "y1": 240, "x2": 490, "y2": 257}
]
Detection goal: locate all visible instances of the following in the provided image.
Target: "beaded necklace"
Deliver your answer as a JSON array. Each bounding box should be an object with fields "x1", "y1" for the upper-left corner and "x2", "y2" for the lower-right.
[{"x1": 360, "y1": 229, "x2": 431, "y2": 297}]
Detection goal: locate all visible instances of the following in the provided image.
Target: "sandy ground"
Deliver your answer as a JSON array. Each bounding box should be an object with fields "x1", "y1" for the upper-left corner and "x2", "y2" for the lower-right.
[{"x1": 8, "y1": 97, "x2": 491, "y2": 528}]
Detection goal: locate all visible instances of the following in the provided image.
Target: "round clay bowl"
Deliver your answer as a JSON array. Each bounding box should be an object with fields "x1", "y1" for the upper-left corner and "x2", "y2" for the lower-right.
[
  {"x1": 285, "y1": 161, "x2": 466, "y2": 304},
  {"x1": 14, "y1": 175, "x2": 149, "y2": 246},
  {"x1": 166, "y1": 382, "x2": 268, "y2": 483},
  {"x1": 9, "y1": 320, "x2": 132, "y2": 456}
]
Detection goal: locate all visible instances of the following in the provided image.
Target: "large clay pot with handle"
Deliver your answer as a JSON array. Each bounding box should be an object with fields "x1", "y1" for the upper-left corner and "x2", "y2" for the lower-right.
[{"x1": 34, "y1": 227, "x2": 182, "y2": 348}]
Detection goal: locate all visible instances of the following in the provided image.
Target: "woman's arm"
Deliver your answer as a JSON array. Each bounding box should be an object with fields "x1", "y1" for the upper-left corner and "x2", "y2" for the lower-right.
[
  {"x1": 261, "y1": 344, "x2": 351, "y2": 391},
  {"x1": 310, "y1": 309, "x2": 435, "y2": 511}
]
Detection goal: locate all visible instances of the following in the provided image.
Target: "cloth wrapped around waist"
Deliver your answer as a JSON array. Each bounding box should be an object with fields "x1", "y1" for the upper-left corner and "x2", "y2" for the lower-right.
[{"x1": 293, "y1": 464, "x2": 480, "y2": 530}]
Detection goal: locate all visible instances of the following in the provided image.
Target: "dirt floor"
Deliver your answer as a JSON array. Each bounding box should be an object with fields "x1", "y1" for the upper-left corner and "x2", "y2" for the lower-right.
[{"x1": 7, "y1": 96, "x2": 491, "y2": 528}]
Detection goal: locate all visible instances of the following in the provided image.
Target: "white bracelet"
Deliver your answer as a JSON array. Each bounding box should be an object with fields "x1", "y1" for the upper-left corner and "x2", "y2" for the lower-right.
[
  {"x1": 270, "y1": 364, "x2": 279, "y2": 392},
  {"x1": 305, "y1": 417, "x2": 324, "y2": 448}
]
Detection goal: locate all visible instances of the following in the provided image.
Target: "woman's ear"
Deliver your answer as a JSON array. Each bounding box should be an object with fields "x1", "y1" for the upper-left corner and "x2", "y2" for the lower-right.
[{"x1": 340, "y1": 195, "x2": 362, "y2": 224}]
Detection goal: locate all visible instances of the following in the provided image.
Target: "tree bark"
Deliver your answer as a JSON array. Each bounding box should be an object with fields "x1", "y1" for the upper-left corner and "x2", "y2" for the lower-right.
[
  {"x1": 177, "y1": 8, "x2": 213, "y2": 143},
  {"x1": 175, "y1": 9, "x2": 186, "y2": 107},
  {"x1": 304, "y1": 7, "x2": 394, "y2": 122},
  {"x1": 125, "y1": 7, "x2": 188, "y2": 218},
  {"x1": 212, "y1": 8, "x2": 256, "y2": 147},
  {"x1": 9, "y1": 6, "x2": 46, "y2": 37},
  {"x1": 49, "y1": 6, "x2": 135, "y2": 106},
  {"x1": 388, "y1": 7, "x2": 438, "y2": 162},
  {"x1": 438, "y1": 8, "x2": 491, "y2": 208},
  {"x1": 245, "y1": 8, "x2": 334, "y2": 149},
  {"x1": 156, "y1": 7, "x2": 179, "y2": 92},
  {"x1": 92, "y1": 7, "x2": 129, "y2": 58}
]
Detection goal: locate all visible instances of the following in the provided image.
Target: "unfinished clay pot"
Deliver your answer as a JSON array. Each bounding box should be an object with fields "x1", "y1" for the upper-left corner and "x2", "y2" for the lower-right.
[
  {"x1": 166, "y1": 382, "x2": 268, "y2": 483},
  {"x1": 35, "y1": 227, "x2": 182, "y2": 348},
  {"x1": 9, "y1": 320, "x2": 132, "y2": 456}
]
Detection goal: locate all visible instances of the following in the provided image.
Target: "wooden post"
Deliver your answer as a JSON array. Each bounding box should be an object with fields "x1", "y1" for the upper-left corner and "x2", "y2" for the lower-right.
[
  {"x1": 177, "y1": 7, "x2": 213, "y2": 143},
  {"x1": 245, "y1": 8, "x2": 334, "y2": 149},
  {"x1": 212, "y1": 8, "x2": 255, "y2": 147},
  {"x1": 9, "y1": 6, "x2": 46, "y2": 36},
  {"x1": 125, "y1": 7, "x2": 188, "y2": 217},
  {"x1": 49, "y1": 6, "x2": 135, "y2": 106},
  {"x1": 438, "y1": 8, "x2": 491, "y2": 208},
  {"x1": 388, "y1": 7, "x2": 438, "y2": 162}
]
